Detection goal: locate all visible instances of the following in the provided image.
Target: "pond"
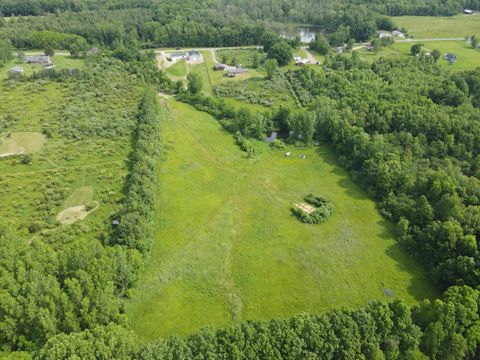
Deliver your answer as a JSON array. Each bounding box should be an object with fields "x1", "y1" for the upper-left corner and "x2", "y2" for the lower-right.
[{"x1": 280, "y1": 26, "x2": 324, "y2": 44}]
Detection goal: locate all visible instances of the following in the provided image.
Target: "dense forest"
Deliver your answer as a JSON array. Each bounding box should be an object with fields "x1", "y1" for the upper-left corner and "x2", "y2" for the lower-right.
[{"x1": 1, "y1": 0, "x2": 478, "y2": 52}]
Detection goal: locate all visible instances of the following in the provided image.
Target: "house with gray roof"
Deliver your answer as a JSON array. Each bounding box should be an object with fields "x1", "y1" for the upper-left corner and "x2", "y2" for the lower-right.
[{"x1": 25, "y1": 55, "x2": 52, "y2": 65}]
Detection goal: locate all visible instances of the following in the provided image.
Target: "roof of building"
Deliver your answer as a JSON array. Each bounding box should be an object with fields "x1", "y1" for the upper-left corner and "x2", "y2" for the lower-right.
[
  {"x1": 26, "y1": 55, "x2": 50, "y2": 63},
  {"x1": 187, "y1": 50, "x2": 200, "y2": 56},
  {"x1": 9, "y1": 66, "x2": 24, "y2": 73},
  {"x1": 227, "y1": 67, "x2": 248, "y2": 75},
  {"x1": 464, "y1": 9, "x2": 474, "y2": 14},
  {"x1": 169, "y1": 52, "x2": 187, "y2": 58}
]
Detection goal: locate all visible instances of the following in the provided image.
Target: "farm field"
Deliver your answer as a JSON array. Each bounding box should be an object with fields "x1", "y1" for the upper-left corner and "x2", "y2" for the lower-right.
[
  {"x1": 392, "y1": 14, "x2": 480, "y2": 38},
  {"x1": 126, "y1": 99, "x2": 437, "y2": 340}
]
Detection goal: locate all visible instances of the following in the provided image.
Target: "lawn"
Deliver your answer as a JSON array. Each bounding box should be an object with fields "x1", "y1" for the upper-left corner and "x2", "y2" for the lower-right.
[
  {"x1": 392, "y1": 14, "x2": 480, "y2": 38},
  {"x1": 0, "y1": 53, "x2": 85, "y2": 80},
  {"x1": 215, "y1": 48, "x2": 265, "y2": 68},
  {"x1": 164, "y1": 59, "x2": 187, "y2": 78},
  {"x1": 126, "y1": 99, "x2": 437, "y2": 341},
  {"x1": 354, "y1": 40, "x2": 480, "y2": 70}
]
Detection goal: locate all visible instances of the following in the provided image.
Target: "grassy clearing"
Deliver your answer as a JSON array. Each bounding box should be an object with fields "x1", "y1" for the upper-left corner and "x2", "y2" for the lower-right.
[
  {"x1": 126, "y1": 99, "x2": 437, "y2": 341},
  {"x1": 0, "y1": 54, "x2": 85, "y2": 80},
  {"x1": 215, "y1": 48, "x2": 265, "y2": 68},
  {"x1": 0, "y1": 132, "x2": 45, "y2": 156},
  {"x1": 165, "y1": 59, "x2": 187, "y2": 78},
  {"x1": 354, "y1": 40, "x2": 480, "y2": 70},
  {"x1": 392, "y1": 14, "x2": 480, "y2": 38}
]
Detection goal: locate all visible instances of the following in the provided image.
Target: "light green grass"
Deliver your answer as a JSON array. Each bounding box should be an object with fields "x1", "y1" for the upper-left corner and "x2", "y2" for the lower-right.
[
  {"x1": 0, "y1": 54, "x2": 85, "y2": 80},
  {"x1": 392, "y1": 14, "x2": 480, "y2": 38},
  {"x1": 215, "y1": 48, "x2": 265, "y2": 68},
  {"x1": 126, "y1": 99, "x2": 437, "y2": 341},
  {"x1": 354, "y1": 40, "x2": 480, "y2": 70},
  {"x1": 165, "y1": 59, "x2": 187, "y2": 78},
  {"x1": 64, "y1": 186, "x2": 94, "y2": 208},
  {"x1": 0, "y1": 132, "x2": 45, "y2": 156}
]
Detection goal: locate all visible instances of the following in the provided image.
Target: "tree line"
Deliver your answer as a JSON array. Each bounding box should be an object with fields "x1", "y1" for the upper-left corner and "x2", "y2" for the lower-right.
[{"x1": 36, "y1": 285, "x2": 480, "y2": 359}]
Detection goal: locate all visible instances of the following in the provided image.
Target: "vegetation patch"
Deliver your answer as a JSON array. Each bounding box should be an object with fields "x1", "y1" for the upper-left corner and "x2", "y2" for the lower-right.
[
  {"x1": 57, "y1": 201, "x2": 99, "y2": 225},
  {"x1": 0, "y1": 131, "x2": 45, "y2": 157},
  {"x1": 293, "y1": 194, "x2": 333, "y2": 224}
]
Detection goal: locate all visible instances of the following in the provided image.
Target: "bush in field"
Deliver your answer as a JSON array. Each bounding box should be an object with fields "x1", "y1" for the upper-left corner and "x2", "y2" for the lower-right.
[{"x1": 293, "y1": 194, "x2": 333, "y2": 224}]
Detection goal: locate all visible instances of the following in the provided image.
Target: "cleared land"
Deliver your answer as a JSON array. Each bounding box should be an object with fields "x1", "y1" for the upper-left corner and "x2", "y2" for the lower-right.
[
  {"x1": 355, "y1": 40, "x2": 480, "y2": 70},
  {"x1": 126, "y1": 99, "x2": 437, "y2": 340},
  {"x1": 392, "y1": 14, "x2": 480, "y2": 38},
  {"x1": 0, "y1": 54, "x2": 85, "y2": 80},
  {"x1": 0, "y1": 131, "x2": 45, "y2": 156}
]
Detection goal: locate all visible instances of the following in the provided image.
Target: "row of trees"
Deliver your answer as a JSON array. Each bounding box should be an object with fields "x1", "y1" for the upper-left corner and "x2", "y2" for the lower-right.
[
  {"x1": 36, "y1": 285, "x2": 480, "y2": 359},
  {"x1": 112, "y1": 90, "x2": 161, "y2": 256},
  {"x1": 0, "y1": 37, "x2": 13, "y2": 67}
]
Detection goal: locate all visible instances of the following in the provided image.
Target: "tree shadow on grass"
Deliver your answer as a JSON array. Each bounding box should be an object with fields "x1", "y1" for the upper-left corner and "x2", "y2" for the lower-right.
[{"x1": 380, "y1": 220, "x2": 438, "y2": 301}]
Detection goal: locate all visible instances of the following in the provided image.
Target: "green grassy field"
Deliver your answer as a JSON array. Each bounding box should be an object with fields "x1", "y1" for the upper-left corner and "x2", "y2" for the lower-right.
[
  {"x1": 126, "y1": 99, "x2": 437, "y2": 341},
  {"x1": 0, "y1": 54, "x2": 85, "y2": 80},
  {"x1": 165, "y1": 59, "x2": 187, "y2": 78},
  {"x1": 392, "y1": 14, "x2": 480, "y2": 38},
  {"x1": 354, "y1": 40, "x2": 480, "y2": 70},
  {"x1": 215, "y1": 48, "x2": 265, "y2": 68}
]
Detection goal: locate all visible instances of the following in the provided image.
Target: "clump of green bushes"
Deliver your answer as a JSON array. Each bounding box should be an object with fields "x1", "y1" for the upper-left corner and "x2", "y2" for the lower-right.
[
  {"x1": 293, "y1": 194, "x2": 333, "y2": 224},
  {"x1": 234, "y1": 131, "x2": 256, "y2": 158}
]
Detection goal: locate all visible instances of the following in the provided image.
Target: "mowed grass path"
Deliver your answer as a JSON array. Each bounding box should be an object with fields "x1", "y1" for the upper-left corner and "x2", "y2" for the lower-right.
[{"x1": 126, "y1": 99, "x2": 437, "y2": 340}]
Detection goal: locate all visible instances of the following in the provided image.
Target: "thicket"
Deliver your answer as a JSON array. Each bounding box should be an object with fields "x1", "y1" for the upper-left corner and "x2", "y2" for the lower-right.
[{"x1": 293, "y1": 195, "x2": 333, "y2": 224}]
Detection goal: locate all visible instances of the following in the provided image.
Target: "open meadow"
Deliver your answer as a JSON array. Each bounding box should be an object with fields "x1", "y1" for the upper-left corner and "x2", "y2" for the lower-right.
[
  {"x1": 392, "y1": 14, "x2": 480, "y2": 38},
  {"x1": 126, "y1": 99, "x2": 437, "y2": 340}
]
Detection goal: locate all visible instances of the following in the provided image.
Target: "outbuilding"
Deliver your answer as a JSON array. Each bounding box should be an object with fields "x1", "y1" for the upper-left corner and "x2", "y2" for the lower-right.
[
  {"x1": 9, "y1": 66, "x2": 24, "y2": 74},
  {"x1": 26, "y1": 55, "x2": 52, "y2": 65},
  {"x1": 226, "y1": 67, "x2": 248, "y2": 77},
  {"x1": 464, "y1": 9, "x2": 474, "y2": 15},
  {"x1": 444, "y1": 53, "x2": 457, "y2": 64},
  {"x1": 213, "y1": 63, "x2": 226, "y2": 71}
]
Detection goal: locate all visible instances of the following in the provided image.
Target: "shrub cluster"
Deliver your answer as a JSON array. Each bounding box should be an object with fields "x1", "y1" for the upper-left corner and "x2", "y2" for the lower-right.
[
  {"x1": 234, "y1": 131, "x2": 256, "y2": 158},
  {"x1": 293, "y1": 194, "x2": 333, "y2": 224}
]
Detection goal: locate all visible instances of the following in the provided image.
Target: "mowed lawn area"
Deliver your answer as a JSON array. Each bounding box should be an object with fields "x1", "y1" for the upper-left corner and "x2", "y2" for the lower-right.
[
  {"x1": 126, "y1": 99, "x2": 437, "y2": 341},
  {"x1": 355, "y1": 40, "x2": 480, "y2": 70},
  {"x1": 392, "y1": 14, "x2": 480, "y2": 38}
]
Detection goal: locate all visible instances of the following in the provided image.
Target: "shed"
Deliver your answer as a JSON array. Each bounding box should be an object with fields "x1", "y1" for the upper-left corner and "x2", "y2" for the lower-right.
[
  {"x1": 464, "y1": 9, "x2": 474, "y2": 14},
  {"x1": 9, "y1": 66, "x2": 24, "y2": 74},
  {"x1": 213, "y1": 63, "x2": 226, "y2": 71},
  {"x1": 334, "y1": 45, "x2": 347, "y2": 53},
  {"x1": 226, "y1": 67, "x2": 248, "y2": 77},
  {"x1": 444, "y1": 53, "x2": 457, "y2": 64},
  {"x1": 112, "y1": 219, "x2": 120, "y2": 226}
]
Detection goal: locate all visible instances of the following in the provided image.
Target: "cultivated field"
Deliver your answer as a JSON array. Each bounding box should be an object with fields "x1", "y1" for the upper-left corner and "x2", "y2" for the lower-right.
[{"x1": 126, "y1": 99, "x2": 437, "y2": 340}]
